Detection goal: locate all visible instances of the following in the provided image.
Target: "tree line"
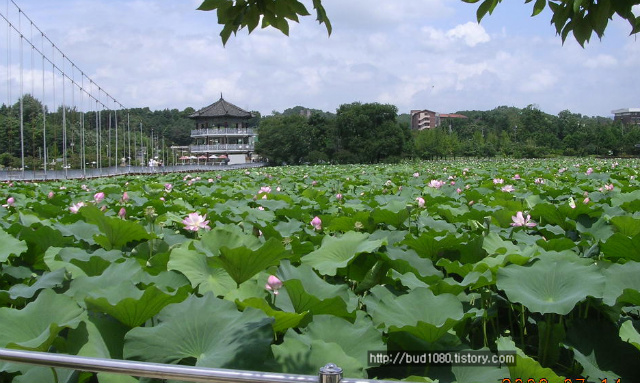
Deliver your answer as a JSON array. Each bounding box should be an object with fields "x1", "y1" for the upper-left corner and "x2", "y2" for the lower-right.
[
  {"x1": 2, "y1": 95, "x2": 639, "y2": 169},
  {"x1": 255, "y1": 103, "x2": 640, "y2": 164}
]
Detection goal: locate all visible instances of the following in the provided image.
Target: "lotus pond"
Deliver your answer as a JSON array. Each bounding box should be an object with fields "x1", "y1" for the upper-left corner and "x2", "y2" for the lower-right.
[{"x1": 0, "y1": 158, "x2": 639, "y2": 383}]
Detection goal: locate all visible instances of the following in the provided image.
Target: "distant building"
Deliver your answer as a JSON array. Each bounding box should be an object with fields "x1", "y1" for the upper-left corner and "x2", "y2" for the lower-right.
[
  {"x1": 411, "y1": 109, "x2": 440, "y2": 130},
  {"x1": 411, "y1": 110, "x2": 468, "y2": 130},
  {"x1": 188, "y1": 96, "x2": 257, "y2": 164},
  {"x1": 612, "y1": 108, "x2": 640, "y2": 125}
]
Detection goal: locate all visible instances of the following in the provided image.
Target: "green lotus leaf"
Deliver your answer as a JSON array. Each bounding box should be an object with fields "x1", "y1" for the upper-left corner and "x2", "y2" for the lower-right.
[
  {"x1": 11, "y1": 366, "x2": 76, "y2": 383},
  {"x1": 565, "y1": 318, "x2": 640, "y2": 381},
  {"x1": 452, "y1": 359, "x2": 506, "y2": 383},
  {"x1": 0, "y1": 289, "x2": 85, "y2": 351},
  {"x1": 416, "y1": 214, "x2": 457, "y2": 234},
  {"x1": 65, "y1": 258, "x2": 145, "y2": 301},
  {"x1": 383, "y1": 246, "x2": 443, "y2": 282},
  {"x1": 482, "y1": 232, "x2": 522, "y2": 256},
  {"x1": 600, "y1": 232, "x2": 640, "y2": 262},
  {"x1": 575, "y1": 216, "x2": 614, "y2": 242},
  {"x1": 44, "y1": 247, "x2": 120, "y2": 278},
  {"x1": 272, "y1": 313, "x2": 383, "y2": 378},
  {"x1": 602, "y1": 261, "x2": 640, "y2": 306},
  {"x1": 496, "y1": 336, "x2": 565, "y2": 381},
  {"x1": 302, "y1": 231, "x2": 386, "y2": 276},
  {"x1": 236, "y1": 297, "x2": 310, "y2": 333},
  {"x1": 0, "y1": 227, "x2": 27, "y2": 262},
  {"x1": 124, "y1": 293, "x2": 274, "y2": 370},
  {"x1": 610, "y1": 216, "x2": 640, "y2": 237},
  {"x1": 80, "y1": 206, "x2": 154, "y2": 250},
  {"x1": 402, "y1": 232, "x2": 460, "y2": 261},
  {"x1": 496, "y1": 258, "x2": 605, "y2": 314},
  {"x1": 195, "y1": 225, "x2": 262, "y2": 256},
  {"x1": 277, "y1": 260, "x2": 358, "y2": 316},
  {"x1": 620, "y1": 320, "x2": 640, "y2": 351},
  {"x1": 214, "y1": 237, "x2": 288, "y2": 286},
  {"x1": 167, "y1": 245, "x2": 236, "y2": 297},
  {"x1": 389, "y1": 270, "x2": 430, "y2": 290},
  {"x1": 86, "y1": 284, "x2": 190, "y2": 327},
  {"x1": 364, "y1": 285, "x2": 465, "y2": 343},
  {"x1": 8, "y1": 268, "x2": 67, "y2": 299}
]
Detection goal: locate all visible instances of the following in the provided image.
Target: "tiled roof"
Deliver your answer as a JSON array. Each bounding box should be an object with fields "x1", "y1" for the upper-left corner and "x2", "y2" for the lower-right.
[{"x1": 189, "y1": 96, "x2": 252, "y2": 118}]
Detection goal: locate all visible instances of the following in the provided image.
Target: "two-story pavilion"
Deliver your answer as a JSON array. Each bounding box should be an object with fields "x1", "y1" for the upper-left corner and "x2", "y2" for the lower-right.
[{"x1": 189, "y1": 96, "x2": 257, "y2": 163}]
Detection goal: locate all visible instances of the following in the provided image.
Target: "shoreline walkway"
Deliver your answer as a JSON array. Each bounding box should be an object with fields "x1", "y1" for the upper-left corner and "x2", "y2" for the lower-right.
[{"x1": 0, "y1": 163, "x2": 268, "y2": 182}]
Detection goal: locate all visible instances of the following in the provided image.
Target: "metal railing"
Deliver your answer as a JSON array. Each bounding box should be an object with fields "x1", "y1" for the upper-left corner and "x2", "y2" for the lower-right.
[
  {"x1": 190, "y1": 144, "x2": 255, "y2": 153},
  {"x1": 0, "y1": 163, "x2": 266, "y2": 181},
  {"x1": 191, "y1": 128, "x2": 256, "y2": 137},
  {"x1": 0, "y1": 348, "x2": 355, "y2": 383}
]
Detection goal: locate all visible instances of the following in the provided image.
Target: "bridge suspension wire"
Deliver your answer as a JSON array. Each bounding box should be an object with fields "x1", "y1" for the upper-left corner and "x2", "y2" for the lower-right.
[{"x1": 1, "y1": 0, "x2": 139, "y2": 179}]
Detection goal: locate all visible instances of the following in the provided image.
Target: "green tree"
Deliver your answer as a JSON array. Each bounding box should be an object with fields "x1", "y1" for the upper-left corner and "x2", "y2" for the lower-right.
[
  {"x1": 335, "y1": 102, "x2": 407, "y2": 163},
  {"x1": 197, "y1": 0, "x2": 639, "y2": 46}
]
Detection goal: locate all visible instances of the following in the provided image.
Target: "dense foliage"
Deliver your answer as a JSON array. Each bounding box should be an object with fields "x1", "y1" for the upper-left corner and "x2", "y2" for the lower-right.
[
  {"x1": 197, "y1": 0, "x2": 640, "y2": 46},
  {"x1": 0, "y1": 158, "x2": 639, "y2": 382},
  {"x1": 255, "y1": 104, "x2": 640, "y2": 164}
]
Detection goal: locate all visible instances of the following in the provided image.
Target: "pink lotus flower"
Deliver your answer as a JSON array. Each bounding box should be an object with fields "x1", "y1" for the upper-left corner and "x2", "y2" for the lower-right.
[
  {"x1": 182, "y1": 212, "x2": 210, "y2": 232},
  {"x1": 416, "y1": 197, "x2": 425, "y2": 208},
  {"x1": 121, "y1": 192, "x2": 129, "y2": 202},
  {"x1": 260, "y1": 186, "x2": 272, "y2": 194},
  {"x1": 118, "y1": 207, "x2": 126, "y2": 219},
  {"x1": 2, "y1": 197, "x2": 15, "y2": 208},
  {"x1": 604, "y1": 184, "x2": 614, "y2": 191},
  {"x1": 428, "y1": 180, "x2": 444, "y2": 189},
  {"x1": 511, "y1": 211, "x2": 536, "y2": 227},
  {"x1": 586, "y1": 167, "x2": 593, "y2": 175},
  {"x1": 413, "y1": 172, "x2": 420, "y2": 177},
  {"x1": 513, "y1": 174, "x2": 521, "y2": 180},
  {"x1": 69, "y1": 202, "x2": 85, "y2": 214},
  {"x1": 164, "y1": 183, "x2": 173, "y2": 192},
  {"x1": 94, "y1": 192, "x2": 105, "y2": 203},
  {"x1": 493, "y1": 178, "x2": 504, "y2": 184},
  {"x1": 265, "y1": 275, "x2": 283, "y2": 295},
  {"x1": 48, "y1": 191, "x2": 55, "y2": 199},
  {"x1": 583, "y1": 197, "x2": 590, "y2": 204},
  {"x1": 208, "y1": 178, "x2": 214, "y2": 183},
  {"x1": 501, "y1": 185, "x2": 515, "y2": 193},
  {"x1": 534, "y1": 178, "x2": 545, "y2": 184},
  {"x1": 336, "y1": 193, "x2": 343, "y2": 200},
  {"x1": 310, "y1": 216, "x2": 322, "y2": 231},
  {"x1": 568, "y1": 198, "x2": 576, "y2": 209}
]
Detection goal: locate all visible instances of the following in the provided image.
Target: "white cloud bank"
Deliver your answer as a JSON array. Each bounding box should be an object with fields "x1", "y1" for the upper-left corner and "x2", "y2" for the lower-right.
[{"x1": 1, "y1": 0, "x2": 638, "y2": 118}]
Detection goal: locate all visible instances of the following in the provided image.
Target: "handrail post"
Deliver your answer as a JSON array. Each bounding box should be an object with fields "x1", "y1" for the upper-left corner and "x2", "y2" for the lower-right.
[{"x1": 318, "y1": 363, "x2": 342, "y2": 383}]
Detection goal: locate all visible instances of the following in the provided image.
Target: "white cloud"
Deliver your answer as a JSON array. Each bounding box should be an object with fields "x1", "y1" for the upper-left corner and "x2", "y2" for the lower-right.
[
  {"x1": 446, "y1": 22, "x2": 491, "y2": 47},
  {"x1": 584, "y1": 54, "x2": 618, "y2": 68},
  {"x1": 2, "y1": 0, "x2": 639, "y2": 118}
]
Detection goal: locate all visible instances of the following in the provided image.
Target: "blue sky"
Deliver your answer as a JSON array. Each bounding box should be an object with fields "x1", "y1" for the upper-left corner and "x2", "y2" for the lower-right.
[{"x1": 2, "y1": 0, "x2": 639, "y2": 118}]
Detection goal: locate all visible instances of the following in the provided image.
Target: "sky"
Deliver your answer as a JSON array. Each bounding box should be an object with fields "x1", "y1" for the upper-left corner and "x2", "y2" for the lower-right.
[{"x1": 2, "y1": 0, "x2": 639, "y2": 118}]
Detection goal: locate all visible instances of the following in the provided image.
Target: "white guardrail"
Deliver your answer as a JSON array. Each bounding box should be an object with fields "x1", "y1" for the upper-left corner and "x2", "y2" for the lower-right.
[{"x1": 0, "y1": 348, "x2": 369, "y2": 383}]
